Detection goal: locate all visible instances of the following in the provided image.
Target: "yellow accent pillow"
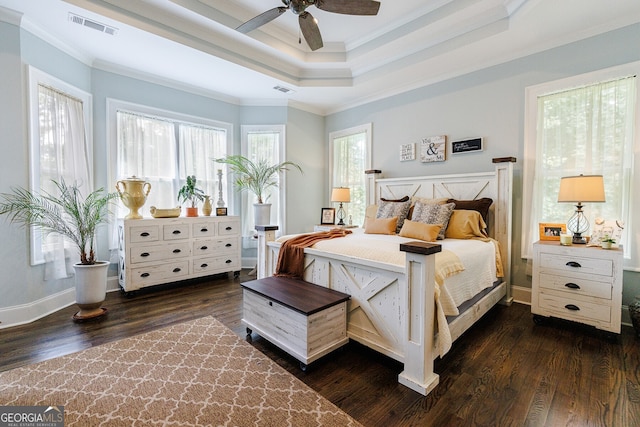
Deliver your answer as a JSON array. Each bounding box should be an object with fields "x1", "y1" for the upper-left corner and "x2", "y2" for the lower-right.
[
  {"x1": 364, "y1": 216, "x2": 398, "y2": 235},
  {"x1": 399, "y1": 220, "x2": 442, "y2": 242},
  {"x1": 445, "y1": 210, "x2": 488, "y2": 239}
]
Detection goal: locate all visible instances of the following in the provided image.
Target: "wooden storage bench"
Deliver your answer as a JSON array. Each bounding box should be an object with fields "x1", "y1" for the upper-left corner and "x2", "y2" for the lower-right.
[{"x1": 241, "y1": 276, "x2": 350, "y2": 369}]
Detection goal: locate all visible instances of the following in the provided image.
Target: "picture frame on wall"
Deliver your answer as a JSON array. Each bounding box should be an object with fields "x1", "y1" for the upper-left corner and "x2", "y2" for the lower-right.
[
  {"x1": 539, "y1": 222, "x2": 566, "y2": 241},
  {"x1": 321, "y1": 208, "x2": 336, "y2": 225},
  {"x1": 420, "y1": 135, "x2": 446, "y2": 163},
  {"x1": 452, "y1": 137, "x2": 483, "y2": 154}
]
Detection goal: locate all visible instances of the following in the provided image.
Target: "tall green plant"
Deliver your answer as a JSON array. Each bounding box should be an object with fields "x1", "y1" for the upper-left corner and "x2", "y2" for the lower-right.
[
  {"x1": 177, "y1": 175, "x2": 205, "y2": 208},
  {"x1": 215, "y1": 155, "x2": 303, "y2": 204},
  {"x1": 0, "y1": 179, "x2": 118, "y2": 265}
]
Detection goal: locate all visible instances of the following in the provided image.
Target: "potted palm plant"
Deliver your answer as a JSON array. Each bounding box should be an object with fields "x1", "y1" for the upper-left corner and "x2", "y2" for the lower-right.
[
  {"x1": 177, "y1": 175, "x2": 205, "y2": 217},
  {"x1": 0, "y1": 179, "x2": 118, "y2": 321},
  {"x1": 214, "y1": 155, "x2": 303, "y2": 225}
]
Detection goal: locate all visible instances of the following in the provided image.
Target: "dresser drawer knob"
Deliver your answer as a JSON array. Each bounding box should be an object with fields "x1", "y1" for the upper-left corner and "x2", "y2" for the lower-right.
[
  {"x1": 200, "y1": 246, "x2": 208, "y2": 250},
  {"x1": 173, "y1": 267, "x2": 181, "y2": 273},
  {"x1": 200, "y1": 263, "x2": 208, "y2": 268},
  {"x1": 200, "y1": 228, "x2": 208, "y2": 232},
  {"x1": 172, "y1": 230, "x2": 181, "y2": 235},
  {"x1": 140, "y1": 252, "x2": 150, "y2": 257},
  {"x1": 140, "y1": 232, "x2": 150, "y2": 237},
  {"x1": 565, "y1": 304, "x2": 580, "y2": 311},
  {"x1": 225, "y1": 259, "x2": 232, "y2": 264},
  {"x1": 141, "y1": 272, "x2": 150, "y2": 278},
  {"x1": 566, "y1": 261, "x2": 582, "y2": 268},
  {"x1": 225, "y1": 226, "x2": 232, "y2": 231},
  {"x1": 268, "y1": 301, "x2": 273, "y2": 306},
  {"x1": 225, "y1": 243, "x2": 232, "y2": 247},
  {"x1": 565, "y1": 282, "x2": 580, "y2": 289}
]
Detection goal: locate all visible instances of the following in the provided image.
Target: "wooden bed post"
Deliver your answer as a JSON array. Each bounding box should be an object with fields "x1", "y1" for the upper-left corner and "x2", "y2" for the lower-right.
[
  {"x1": 255, "y1": 225, "x2": 278, "y2": 279},
  {"x1": 398, "y1": 241, "x2": 442, "y2": 395}
]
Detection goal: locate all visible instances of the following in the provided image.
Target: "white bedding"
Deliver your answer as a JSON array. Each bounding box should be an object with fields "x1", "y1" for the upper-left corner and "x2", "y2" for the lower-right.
[{"x1": 277, "y1": 228, "x2": 499, "y2": 316}]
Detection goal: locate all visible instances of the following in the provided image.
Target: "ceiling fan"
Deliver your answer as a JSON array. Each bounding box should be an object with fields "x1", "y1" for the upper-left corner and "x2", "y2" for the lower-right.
[{"x1": 236, "y1": 0, "x2": 381, "y2": 51}]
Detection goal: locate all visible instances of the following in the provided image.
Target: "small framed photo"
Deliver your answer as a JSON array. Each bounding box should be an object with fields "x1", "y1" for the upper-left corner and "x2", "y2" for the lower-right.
[
  {"x1": 321, "y1": 208, "x2": 336, "y2": 225},
  {"x1": 452, "y1": 137, "x2": 483, "y2": 154},
  {"x1": 216, "y1": 207, "x2": 227, "y2": 216},
  {"x1": 539, "y1": 223, "x2": 566, "y2": 241}
]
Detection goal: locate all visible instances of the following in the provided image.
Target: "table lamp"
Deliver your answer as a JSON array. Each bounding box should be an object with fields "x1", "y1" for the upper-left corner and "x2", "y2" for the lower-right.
[
  {"x1": 331, "y1": 187, "x2": 350, "y2": 226},
  {"x1": 557, "y1": 174, "x2": 605, "y2": 244}
]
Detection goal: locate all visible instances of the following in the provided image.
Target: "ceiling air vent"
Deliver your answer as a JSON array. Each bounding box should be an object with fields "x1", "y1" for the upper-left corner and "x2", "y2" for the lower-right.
[
  {"x1": 273, "y1": 85, "x2": 295, "y2": 94},
  {"x1": 68, "y1": 12, "x2": 118, "y2": 36}
]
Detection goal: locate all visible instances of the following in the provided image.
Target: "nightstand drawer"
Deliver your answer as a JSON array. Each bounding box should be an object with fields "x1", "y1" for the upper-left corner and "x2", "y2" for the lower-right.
[
  {"x1": 538, "y1": 272, "x2": 612, "y2": 300},
  {"x1": 538, "y1": 292, "x2": 611, "y2": 324},
  {"x1": 539, "y1": 253, "x2": 613, "y2": 277}
]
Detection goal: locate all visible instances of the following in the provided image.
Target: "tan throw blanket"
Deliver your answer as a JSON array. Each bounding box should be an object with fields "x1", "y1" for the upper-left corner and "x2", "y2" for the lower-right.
[{"x1": 275, "y1": 229, "x2": 353, "y2": 278}]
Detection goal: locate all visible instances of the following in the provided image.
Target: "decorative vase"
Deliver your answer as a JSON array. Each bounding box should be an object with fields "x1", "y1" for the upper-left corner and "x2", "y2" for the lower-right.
[
  {"x1": 116, "y1": 176, "x2": 151, "y2": 220},
  {"x1": 630, "y1": 296, "x2": 640, "y2": 339},
  {"x1": 601, "y1": 241, "x2": 613, "y2": 249},
  {"x1": 72, "y1": 261, "x2": 109, "y2": 321},
  {"x1": 202, "y1": 195, "x2": 212, "y2": 216},
  {"x1": 254, "y1": 203, "x2": 272, "y2": 226},
  {"x1": 185, "y1": 207, "x2": 198, "y2": 217}
]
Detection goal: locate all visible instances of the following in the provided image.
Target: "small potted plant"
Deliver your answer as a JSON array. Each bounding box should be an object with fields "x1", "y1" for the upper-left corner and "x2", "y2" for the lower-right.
[
  {"x1": 177, "y1": 175, "x2": 205, "y2": 217},
  {"x1": 600, "y1": 234, "x2": 616, "y2": 249},
  {"x1": 0, "y1": 179, "x2": 118, "y2": 320}
]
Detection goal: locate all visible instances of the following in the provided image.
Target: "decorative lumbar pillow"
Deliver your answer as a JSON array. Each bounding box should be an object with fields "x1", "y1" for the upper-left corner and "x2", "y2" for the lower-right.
[
  {"x1": 445, "y1": 210, "x2": 488, "y2": 239},
  {"x1": 364, "y1": 216, "x2": 398, "y2": 235},
  {"x1": 376, "y1": 199, "x2": 411, "y2": 233},
  {"x1": 399, "y1": 220, "x2": 442, "y2": 242},
  {"x1": 410, "y1": 202, "x2": 455, "y2": 240},
  {"x1": 446, "y1": 198, "x2": 493, "y2": 222}
]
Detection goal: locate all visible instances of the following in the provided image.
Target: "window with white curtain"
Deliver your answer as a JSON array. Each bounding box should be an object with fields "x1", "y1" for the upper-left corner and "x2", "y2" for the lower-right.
[
  {"x1": 329, "y1": 124, "x2": 372, "y2": 227},
  {"x1": 522, "y1": 63, "x2": 639, "y2": 269},
  {"x1": 239, "y1": 125, "x2": 286, "y2": 238},
  {"x1": 28, "y1": 67, "x2": 93, "y2": 278},
  {"x1": 112, "y1": 105, "x2": 230, "y2": 220}
]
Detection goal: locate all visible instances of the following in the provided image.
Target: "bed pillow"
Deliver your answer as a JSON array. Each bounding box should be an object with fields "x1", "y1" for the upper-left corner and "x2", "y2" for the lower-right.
[
  {"x1": 364, "y1": 217, "x2": 398, "y2": 235},
  {"x1": 399, "y1": 220, "x2": 442, "y2": 242},
  {"x1": 445, "y1": 210, "x2": 488, "y2": 239},
  {"x1": 411, "y1": 202, "x2": 455, "y2": 240},
  {"x1": 408, "y1": 197, "x2": 448, "y2": 220},
  {"x1": 376, "y1": 199, "x2": 411, "y2": 233},
  {"x1": 446, "y1": 198, "x2": 493, "y2": 222}
]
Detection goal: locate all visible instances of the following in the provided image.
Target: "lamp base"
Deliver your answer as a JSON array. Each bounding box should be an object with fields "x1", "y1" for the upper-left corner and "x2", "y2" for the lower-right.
[{"x1": 572, "y1": 233, "x2": 587, "y2": 245}]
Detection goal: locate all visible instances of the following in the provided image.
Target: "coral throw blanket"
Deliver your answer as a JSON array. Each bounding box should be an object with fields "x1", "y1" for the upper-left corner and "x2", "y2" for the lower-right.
[{"x1": 275, "y1": 229, "x2": 353, "y2": 279}]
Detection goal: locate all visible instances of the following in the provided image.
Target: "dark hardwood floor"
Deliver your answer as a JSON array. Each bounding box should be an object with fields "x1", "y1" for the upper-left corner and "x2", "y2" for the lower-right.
[{"x1": 2, "y1": 270, "x2": 639, "y2": 427}]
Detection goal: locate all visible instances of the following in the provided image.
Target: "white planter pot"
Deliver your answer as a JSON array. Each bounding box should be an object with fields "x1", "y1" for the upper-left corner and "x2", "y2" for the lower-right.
[
  {"x1": 72, "y1": 261, "x2": 109, "y2": 321},
  {"x1": 254, "y1": 203, "x2": 272, "y2": 227}
]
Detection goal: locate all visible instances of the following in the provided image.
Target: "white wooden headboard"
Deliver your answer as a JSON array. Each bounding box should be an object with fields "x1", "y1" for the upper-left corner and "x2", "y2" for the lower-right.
[{"x1": 365, "y1": 159, "x2": 514, "y2": 298}]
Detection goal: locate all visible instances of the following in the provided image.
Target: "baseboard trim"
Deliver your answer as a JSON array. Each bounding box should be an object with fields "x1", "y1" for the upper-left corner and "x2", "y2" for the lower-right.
[{"x1": 0, "y1": 276, "x2": 120, "y2": 329}]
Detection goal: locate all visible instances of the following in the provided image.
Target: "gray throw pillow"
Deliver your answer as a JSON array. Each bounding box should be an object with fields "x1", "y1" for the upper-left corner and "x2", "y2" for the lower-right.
[
  {"x1": 376, "y1": 199, "x2": 411, "y2": 234},
  {"x1": 411, "y1": 202, "x2": 456, "y2": 239}
]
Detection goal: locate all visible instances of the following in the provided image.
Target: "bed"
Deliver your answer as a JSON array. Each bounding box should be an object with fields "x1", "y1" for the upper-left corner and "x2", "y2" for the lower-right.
[{"x1": 255, "y1": 159, "x2": 514, "y2": 395}]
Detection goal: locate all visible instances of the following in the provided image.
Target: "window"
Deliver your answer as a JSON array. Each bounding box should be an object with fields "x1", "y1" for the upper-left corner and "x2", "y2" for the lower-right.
[
  {"x1": 330, "y1": 124, "x2": 372, "y2": 227},
  {"x1": 109, "y1": 101, "x2": 231, "y2": 220},
  {"x1": 240, "y1": 125, "x2": 286, "y2": 237},
  {"x1": 28, "y1": 67, "x2": 93, "y2": 278},
  {"x1": 523, "y1": 63, "x2": 639, "y2": 269}
]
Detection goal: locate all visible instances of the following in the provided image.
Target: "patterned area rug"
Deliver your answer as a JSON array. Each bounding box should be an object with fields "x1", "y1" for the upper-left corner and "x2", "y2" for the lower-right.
[{"x1": 0, "y1": 316, "x2": 361, "y2": 426}]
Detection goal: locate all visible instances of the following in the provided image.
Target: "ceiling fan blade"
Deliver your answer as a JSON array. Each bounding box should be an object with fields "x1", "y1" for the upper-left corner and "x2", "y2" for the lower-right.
[
  {"x1": 299, "y1": 12, "x2": 323, "y2": 51},
  {"x1": 315, "y1": 0, "x2": 380, "y2": 15},
  {"x1": 236, "y1": 7, "x2": 288, "y2": 33}
]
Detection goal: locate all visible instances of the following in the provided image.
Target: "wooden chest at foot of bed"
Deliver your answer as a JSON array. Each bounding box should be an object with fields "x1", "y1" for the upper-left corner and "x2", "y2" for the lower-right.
[{"x1": 241, "y1": 277, "x2": 350, "y2": 368}]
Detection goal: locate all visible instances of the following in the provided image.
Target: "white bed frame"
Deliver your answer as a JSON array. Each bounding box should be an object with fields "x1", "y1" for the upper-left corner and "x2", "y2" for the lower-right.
[{"x1": 256, "y1": 160, "x2": 514, "y2": 395}]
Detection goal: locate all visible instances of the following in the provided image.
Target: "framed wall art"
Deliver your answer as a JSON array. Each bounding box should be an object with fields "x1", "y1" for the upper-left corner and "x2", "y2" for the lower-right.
[
  {"x1": 539, "y1": 223, "x2": 566, "y2": 241},
  {"x1": 452, "y1": 137, "x2": 483, "y2": 154},
  {"x1": 400, "y1": 143, "x2": 415, "y2": 161},
  {"x1": 321, "y1": 208, "x2": 336, "y2": 225},
  {"x1": 420, "y1": 135, "x2": 446, "y2": 163}
]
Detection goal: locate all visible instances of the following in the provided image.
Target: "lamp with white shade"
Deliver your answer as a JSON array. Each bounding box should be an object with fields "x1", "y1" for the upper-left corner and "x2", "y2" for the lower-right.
[
  {"x1": 331, "y1": 187, "x2": 350, "y2": 226},
  {"x1": 557, "y1": 174, "x2": 606, "y2": 244}
]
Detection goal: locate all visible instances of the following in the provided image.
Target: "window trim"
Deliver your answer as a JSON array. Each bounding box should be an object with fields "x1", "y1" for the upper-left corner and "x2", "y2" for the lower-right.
[
  {"x1": 27, "y1": 66, "x2": 93, "y2": 265},
  {"x1": 522, "y1": 61, "x2": 640, "y2": 270}
]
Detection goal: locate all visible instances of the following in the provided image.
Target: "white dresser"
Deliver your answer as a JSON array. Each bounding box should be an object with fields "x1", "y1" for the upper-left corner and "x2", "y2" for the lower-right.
[
  {"x1": 532, "y1": 240, "x2": 623, "y2": 334},
  {"x1": 118, "y1": 216, "x2": 241, "y2": 292}
]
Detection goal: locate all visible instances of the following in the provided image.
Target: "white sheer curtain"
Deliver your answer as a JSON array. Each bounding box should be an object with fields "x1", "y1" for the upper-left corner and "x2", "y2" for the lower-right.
[
  {"x1": 179, "y1": 124, "x2": 227, "y2": 201},
  {"x1": 37, "y1": 84, "x2": 92, "y2": 279},
  {"x1": 523, "y1": 75, "x2": 636, "y2": 260}
]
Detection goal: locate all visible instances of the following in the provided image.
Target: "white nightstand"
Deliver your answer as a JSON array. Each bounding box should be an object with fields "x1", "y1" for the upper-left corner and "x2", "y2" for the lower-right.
[{"x1": 531, "y1": 240, "x2": 623, "y2": 334}]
